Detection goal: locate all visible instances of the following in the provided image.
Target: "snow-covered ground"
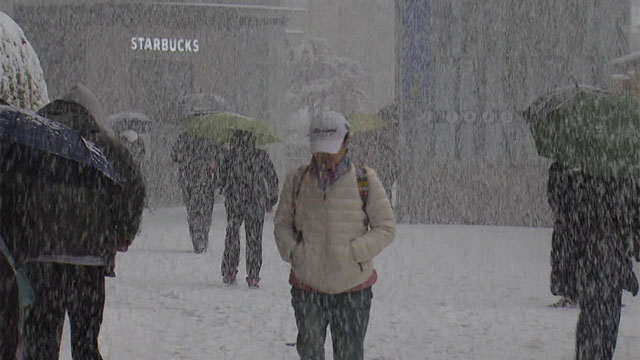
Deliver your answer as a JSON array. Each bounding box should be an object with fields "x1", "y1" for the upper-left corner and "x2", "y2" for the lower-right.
[{"x1": 58, "y1": 206, "x2": 640, "y2": 360}]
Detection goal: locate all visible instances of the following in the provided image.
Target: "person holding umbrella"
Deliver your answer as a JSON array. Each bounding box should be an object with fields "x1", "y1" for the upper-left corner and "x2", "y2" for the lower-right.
[
  {"x1": 525, "y1": 84, "x2": 640, "y2": 359},
  {"x1": 108, "y1": 112, "x2": 151, "y2": 173},
  {"x1": 2, "y1": 83, "x2": 146, "y2": 360},
  {"x1": 217, "y1": 129, "x2": 279, "y2": 287},
  {"x1": 347, "y1": 105, "x2": 400, "y2": 203},
  {"x1": 172, "y1": 95, "x2": 229, "y2": 254},
  {"x1": 547, "y1": 161, "x2": 579, "y2": 308},
  {"x1": 171, "y1": 131, "x2": 223, "y2": 254},
  {"x1": 0, "y1": 10, "x2": 50, "y2": 359}
]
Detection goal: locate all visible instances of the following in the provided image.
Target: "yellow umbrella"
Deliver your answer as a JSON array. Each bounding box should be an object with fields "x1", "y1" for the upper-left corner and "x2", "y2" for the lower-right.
[
  {"x1": 183, "y1": 112, "x2": 280, "y2": 145},
  {"x1": 346, "y1": 112, "x2": 386, "y2": 133}
]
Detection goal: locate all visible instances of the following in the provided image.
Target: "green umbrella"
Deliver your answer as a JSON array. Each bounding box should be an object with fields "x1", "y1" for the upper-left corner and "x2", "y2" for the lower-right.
[
  {"x1": 524, "y1": 86, "x2": 640, "y2": 178},
  {"x1": 346, "y1": 112, "x2": 386, "y2": 133},
  {"x1": 183, "y1": 112, "x2": 280, "y2": 145}
]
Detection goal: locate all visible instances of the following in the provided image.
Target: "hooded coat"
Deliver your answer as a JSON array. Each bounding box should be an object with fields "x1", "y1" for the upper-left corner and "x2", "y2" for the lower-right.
[
  {"x1": 548, "y1": 162, "x2": 581, "y2": 299},
  {"x1": 171, "y1": 131, "x2": 222, "y2": 200},
  {"x1": 4, "y1": 84, "x2": 147, "y2": 265},
  {"x1": 217, "y1": 131, "x2": 279, "y2": 209},
  {"x1": 566, "y1": 171, "x2": 639, "y2": 297},
  {"x1": 0, "y1": 143, "x2": 117, "y2": 264}
]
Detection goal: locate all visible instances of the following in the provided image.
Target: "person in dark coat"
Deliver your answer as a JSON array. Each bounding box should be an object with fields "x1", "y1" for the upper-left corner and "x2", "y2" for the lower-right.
[
  {"x1": 118, "y1": 129, "x2": 146, "y2": 168},
  {"x1": 171, "y1": 132, "x2": 223, "y2": 253},
  {"x1": 0, "y1": 101, "x2": 21, "y2": 360},
  {"x1": 217, "y1": 130, "x2": 279, "y2": 287},
  {"x1": 0, "y1": 84, "x2": 146, "y2": 360},
  {"x1": 547, "y1": 161, "x2": 580, "y2": 307},
  {"x1": 570, "y1": 171, "x2": 639, "y2": 360},
  {"x1": 348, "y1": 104, "x2": 400, "y2": 202}
]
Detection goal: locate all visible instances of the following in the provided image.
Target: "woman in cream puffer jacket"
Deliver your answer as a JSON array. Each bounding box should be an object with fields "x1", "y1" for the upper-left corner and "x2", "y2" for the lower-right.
[{"x1": 275, "y1": 123, "x2": 395, "y2": 360}]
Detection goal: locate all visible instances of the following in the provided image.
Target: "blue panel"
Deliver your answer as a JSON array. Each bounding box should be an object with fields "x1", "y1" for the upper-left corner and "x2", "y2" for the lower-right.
[{"x1": 402, "y1": 0, "x2": 430, "y2": 102}]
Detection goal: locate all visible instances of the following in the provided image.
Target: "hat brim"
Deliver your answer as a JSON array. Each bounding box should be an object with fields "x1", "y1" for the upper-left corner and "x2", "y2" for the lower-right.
[{"x1": 310, "y1": 138, "x2": 344, "y2": 154}]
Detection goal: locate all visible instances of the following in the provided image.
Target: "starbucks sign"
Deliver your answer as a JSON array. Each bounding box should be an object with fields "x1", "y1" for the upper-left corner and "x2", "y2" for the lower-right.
[{"x1": 130, "y1": 37, "x2": 200, "y2": 53}]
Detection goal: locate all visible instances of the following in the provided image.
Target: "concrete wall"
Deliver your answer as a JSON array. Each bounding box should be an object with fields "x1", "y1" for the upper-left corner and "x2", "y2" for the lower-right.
[
  {"x1": 632, "y1": 0, "x2": 640, "y2": 51},
  {"x1": 0, "y1": 0, "x2": 13, "y2": 16}
]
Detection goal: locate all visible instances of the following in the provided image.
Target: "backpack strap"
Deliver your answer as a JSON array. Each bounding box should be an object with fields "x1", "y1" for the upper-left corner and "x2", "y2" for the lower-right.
[
  {"x1": 292, "y1": 164, "x2": 310, "y2": 243},
  {"x1": 293, "y1": 164, "x2": 311, "y2": 207},
  {"x1": 356, "y1": 166, "x2": 369, "y2": 227}
]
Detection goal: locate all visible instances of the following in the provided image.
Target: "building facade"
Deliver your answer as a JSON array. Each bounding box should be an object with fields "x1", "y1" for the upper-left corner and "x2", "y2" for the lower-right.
[
  {"x1": 303, "y1": 0, "x2": 396, "y2": 113},
  {"x1": 632, "y1": 0, "x2": 640, "y2": 51},
  {"x1": 13, "y1": 1, "x2": 294, "y2": 205},
  {"x1": 396, "y1": 0, "x2": 631, "y2": 226}
]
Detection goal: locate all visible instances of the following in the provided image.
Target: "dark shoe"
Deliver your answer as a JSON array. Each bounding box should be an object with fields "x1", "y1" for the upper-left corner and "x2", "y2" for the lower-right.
[
  {"x1": 246, "y1": 276, "x2": 260, "y2": 289},
  {"x1": 550, "y1": 297, "x2": 578, "y2": 308},
  {"x1": 223, "y1": 272, "x2": 237, "y2": 285},
  {"x1": 623, "y1": 271, "x2": 639, "y2": 296},
  {"x1": 193, "y1": 240, "x2": 207, "y2": 254}
]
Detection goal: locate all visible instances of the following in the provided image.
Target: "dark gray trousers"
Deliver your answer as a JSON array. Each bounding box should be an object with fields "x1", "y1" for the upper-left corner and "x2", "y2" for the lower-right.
[
  {"x1": 182, "y1": 185, "x2": 215, "y2": 252},
  {"x1": 575, "y1": 285, "x2": 623, "y2": 360},
  {"x1": 291, "y1": 287, "x2": 372, "y2": 360},
  {"x1": 0, "y1": 256, "x2": 19, "y2": 360},
  {"x1": 22, "y1": 263, "x2": 105, "y2": 360},
  {"x1": 221, "y1": 201, "x2": 264, "y2": 280}
]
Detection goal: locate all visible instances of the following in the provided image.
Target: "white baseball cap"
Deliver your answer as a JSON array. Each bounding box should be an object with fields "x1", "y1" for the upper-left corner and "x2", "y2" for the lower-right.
[{"x1": 309, "y1": 111, "x2": 350, "y2": 154}]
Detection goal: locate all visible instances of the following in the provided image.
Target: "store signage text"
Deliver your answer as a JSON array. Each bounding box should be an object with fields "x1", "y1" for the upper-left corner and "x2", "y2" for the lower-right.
[{"x1": 130, "y1": 37, "x2": 200, "y2": 53}]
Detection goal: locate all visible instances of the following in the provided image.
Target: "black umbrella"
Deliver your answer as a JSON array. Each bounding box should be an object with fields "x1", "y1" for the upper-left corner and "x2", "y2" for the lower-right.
[{"x1": 0, "y1": 105, "x2": 120, "y2": 184}]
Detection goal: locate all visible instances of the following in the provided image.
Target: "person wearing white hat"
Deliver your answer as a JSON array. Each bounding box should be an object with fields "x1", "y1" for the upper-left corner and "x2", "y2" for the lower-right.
[{"x1": 274, "y1": 110, "x2": 395, "y2": 360}]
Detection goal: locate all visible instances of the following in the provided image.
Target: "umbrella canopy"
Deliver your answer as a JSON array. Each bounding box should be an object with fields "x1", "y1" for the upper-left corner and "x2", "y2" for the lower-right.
[
  {"x1": 346, "y1": 112, "x2": 386, "y2": 133},
  {"x1": 0, "y1": 105, "x2": 120, "y2": 184},
  {"x1": 183, "y1": 112, "x2": 280, "y2": 145},
  {"x1": 177, "y1": 93, "x2": 231, "y2": 118},
  {"x1": 107, "y1": 111, "x2": 153, "y2": 133},
  {"x1": 523, "y1": 86, "x2": 640, "y2": 178}
]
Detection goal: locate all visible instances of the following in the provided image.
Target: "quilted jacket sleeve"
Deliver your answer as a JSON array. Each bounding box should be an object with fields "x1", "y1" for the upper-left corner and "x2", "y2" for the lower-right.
[
  {"x1": 274, "y1": 169, "x2": 299, "y2": 263},
  {"x1": 350, "y1": 167, "x2": 395, "y2": 263}
]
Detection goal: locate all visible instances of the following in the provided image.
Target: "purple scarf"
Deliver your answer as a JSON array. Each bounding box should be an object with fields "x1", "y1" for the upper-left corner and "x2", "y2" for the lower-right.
[{"x1": 310, "y1": 152, "x2": 352, "y2": 190}]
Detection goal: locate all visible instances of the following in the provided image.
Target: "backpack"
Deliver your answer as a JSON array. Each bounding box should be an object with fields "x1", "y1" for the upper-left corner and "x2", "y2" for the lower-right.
[{"x1": 292, "y1": 164, "x2": 369, "y2": 243}]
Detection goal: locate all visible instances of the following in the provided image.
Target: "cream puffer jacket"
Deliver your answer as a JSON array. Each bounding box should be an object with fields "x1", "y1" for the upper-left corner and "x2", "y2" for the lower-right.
[{"x1": 274, "y1": 164, "x2": 395, "y2": 294}]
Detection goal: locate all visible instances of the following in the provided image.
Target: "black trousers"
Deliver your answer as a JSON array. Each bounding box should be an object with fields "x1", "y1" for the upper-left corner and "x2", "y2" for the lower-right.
[
  {"x1": 181, "y1": 184, "x2": 215, "y2": 251},
  {"x1": 550, "y1": 227, "x2": 578, "y2": 299},
  {"x1": 291, "y1": 287, "x2": 373, "y2": 360},
  {"x1": 221, "y1": 202, "x2": 265, "y2": 280},
  {"x1": 575, "y1": 285, "x2": 623, "y2": 360},
  {"x1": 22, "y1": 263, "x2": 105, "y2": 360},
  {"x1": 0, "y1": 256, "x2": 19, "y2": 360}
]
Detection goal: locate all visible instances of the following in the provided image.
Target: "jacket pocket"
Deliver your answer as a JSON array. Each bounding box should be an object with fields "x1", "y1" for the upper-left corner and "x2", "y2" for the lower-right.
[
  {"x1": 345, "y1": 242, "x2": 364, "y2": 272},
  {"x1": 291, "y1": 242, "x2": 305, "y2": 266}
]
